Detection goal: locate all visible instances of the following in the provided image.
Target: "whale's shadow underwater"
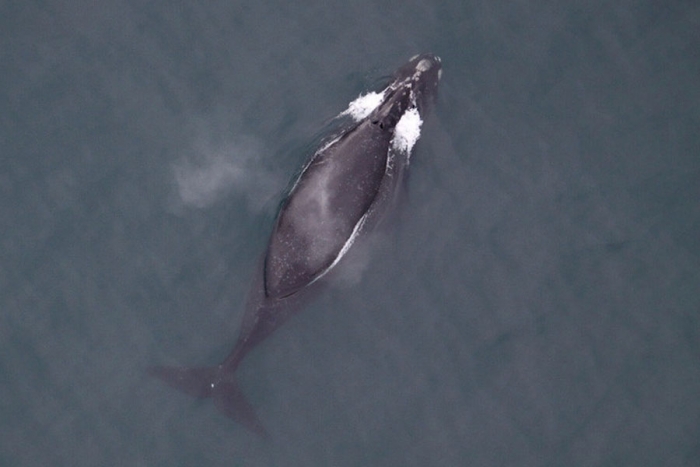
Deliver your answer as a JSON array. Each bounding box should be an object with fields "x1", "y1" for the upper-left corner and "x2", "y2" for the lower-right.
[{"x1": 149, "y1": 54, "x2": 442, "y2": 437}]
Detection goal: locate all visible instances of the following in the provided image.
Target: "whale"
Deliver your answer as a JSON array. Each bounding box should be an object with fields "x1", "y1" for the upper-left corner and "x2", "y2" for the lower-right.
[{"x1": 149, "y1": 54, "x2": 442, "y2": 437}]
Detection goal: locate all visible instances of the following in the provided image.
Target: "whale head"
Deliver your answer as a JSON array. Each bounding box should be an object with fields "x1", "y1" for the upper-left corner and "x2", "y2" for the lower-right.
[
  {"x1": 397, "y1": 53, "x2": 442, "y2": 115},
  {"x1": 369, "y1": 54, "x2": 442, "y2": 131}
]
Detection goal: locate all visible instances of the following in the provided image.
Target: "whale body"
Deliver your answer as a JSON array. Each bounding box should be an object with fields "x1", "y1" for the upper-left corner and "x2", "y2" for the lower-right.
[{"x1": 149, "y1": 54, "x2": 442, "y2": 436}]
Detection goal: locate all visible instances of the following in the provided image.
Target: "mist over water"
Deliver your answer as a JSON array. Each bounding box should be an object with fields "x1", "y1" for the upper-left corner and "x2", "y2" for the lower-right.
[
  {"x1": 2, "y1": 1, "x2": 699, "y2": 466},
  {"x1": 171, "y1": 135, "x2": 280, "y2": 212}
]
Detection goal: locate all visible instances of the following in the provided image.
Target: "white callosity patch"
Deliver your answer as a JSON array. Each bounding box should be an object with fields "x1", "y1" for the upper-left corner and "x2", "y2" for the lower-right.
[
  {"x1": 415, "y1": 58, "x2": 434, "y2": 73},
  {"x1": 392, "y1": 107, "x2": 423, "y2": 154},
  {"x1": 340, "y1": 91, "x2": 385, "y2": 121}
]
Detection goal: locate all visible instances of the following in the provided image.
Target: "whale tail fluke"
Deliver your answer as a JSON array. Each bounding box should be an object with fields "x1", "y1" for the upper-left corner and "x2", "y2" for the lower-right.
[{"x1": 148, "y1": 365, "x2": 268, "y2": 438}]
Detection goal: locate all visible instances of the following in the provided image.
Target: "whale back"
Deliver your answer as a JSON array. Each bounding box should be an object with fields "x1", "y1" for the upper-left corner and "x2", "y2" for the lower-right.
[{"x1": 264, "y1": 121, "x2": 391, "y2": 299}]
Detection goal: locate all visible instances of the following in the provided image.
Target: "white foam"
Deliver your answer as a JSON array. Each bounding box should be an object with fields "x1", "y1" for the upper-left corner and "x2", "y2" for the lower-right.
[
  {"x1": 340, "y1": 91, "x2": 385, "y2": 121},
  {"x1": 392, "y1": 107, "x2": 423, "y2": 154}
]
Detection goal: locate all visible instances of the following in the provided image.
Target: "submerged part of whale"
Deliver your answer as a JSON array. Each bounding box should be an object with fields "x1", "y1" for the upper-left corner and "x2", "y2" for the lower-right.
[{"x1": 149, "y1": 54, "x2": 442, "y2": 437}]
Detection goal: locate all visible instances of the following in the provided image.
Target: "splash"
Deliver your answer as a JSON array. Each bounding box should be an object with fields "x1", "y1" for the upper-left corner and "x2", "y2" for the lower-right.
[
  {"x1": 392, "y1": 107, "x2": 423, "y2": 154},
  {"x1": 340, "y1": 91, "x2": 385, "y2": 121}
]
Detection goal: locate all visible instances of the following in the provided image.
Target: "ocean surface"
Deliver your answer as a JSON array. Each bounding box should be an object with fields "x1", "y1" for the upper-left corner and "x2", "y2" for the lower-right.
[{"x1": 2, "y1": 1, "x2": 699, "y2": 466}]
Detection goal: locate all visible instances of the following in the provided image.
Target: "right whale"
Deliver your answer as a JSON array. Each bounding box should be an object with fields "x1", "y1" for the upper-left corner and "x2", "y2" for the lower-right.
[{"x1": 149, "y1": 54, "x2": 442, "y2": 437}]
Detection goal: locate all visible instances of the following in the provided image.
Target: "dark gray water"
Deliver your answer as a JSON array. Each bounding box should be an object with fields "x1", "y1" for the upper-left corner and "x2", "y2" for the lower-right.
[{"x1": 2, "y1": 1, "x2": 699, "y2": 466}]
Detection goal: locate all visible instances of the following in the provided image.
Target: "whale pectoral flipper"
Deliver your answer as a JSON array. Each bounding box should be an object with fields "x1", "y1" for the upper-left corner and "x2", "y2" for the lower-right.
[{"x1": 148, "y1": 365, "x2": 268, "y2": 438}]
